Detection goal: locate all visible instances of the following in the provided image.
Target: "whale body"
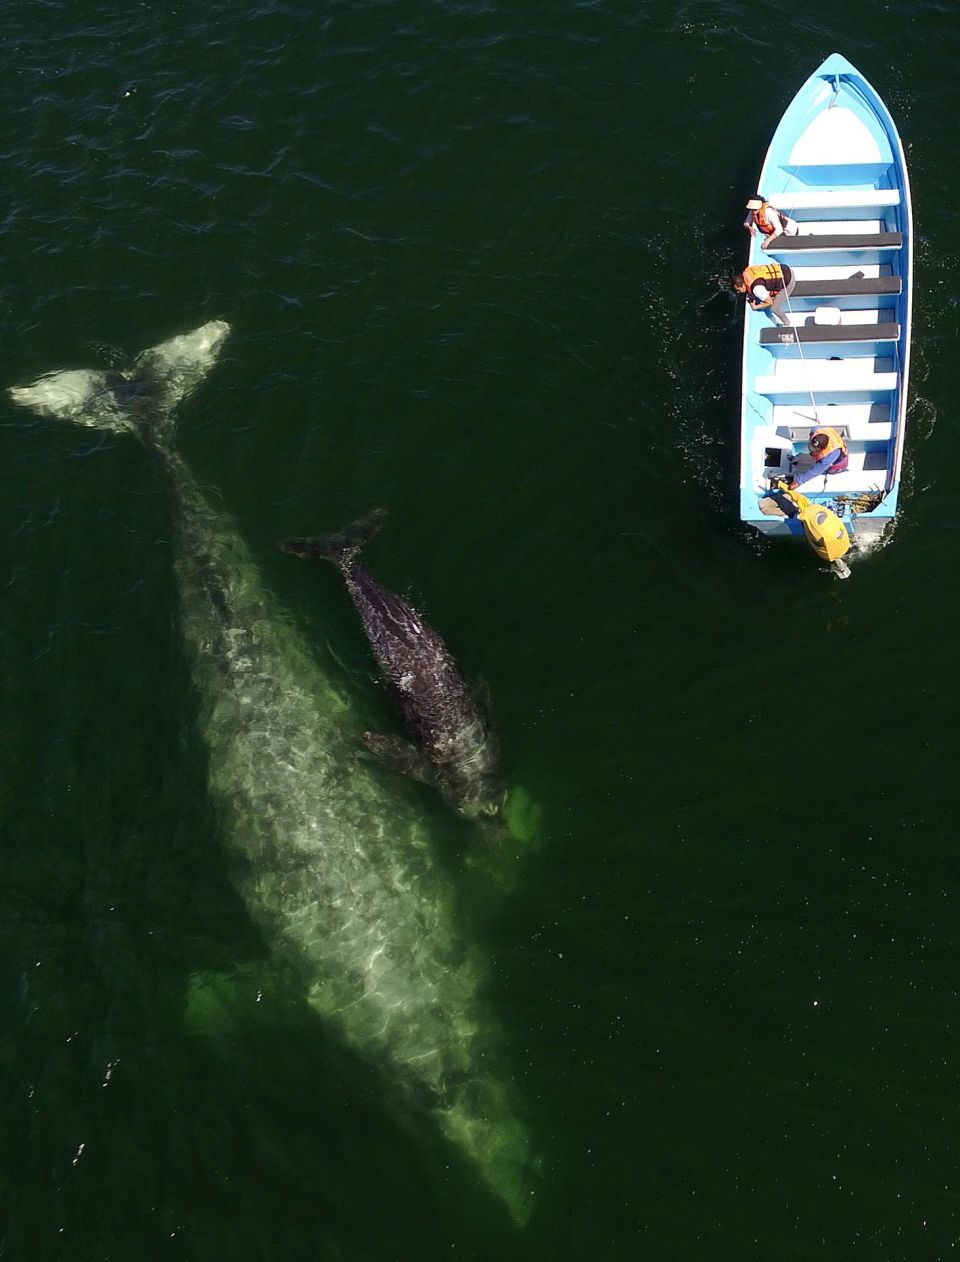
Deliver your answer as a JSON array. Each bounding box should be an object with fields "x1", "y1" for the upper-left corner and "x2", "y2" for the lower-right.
[
  {"x1": 279, "y1": 512, "x2": 505, "y2": 828},
  {"x1": 9, "y1": 322, "x2": 532, "y2": 1221}
]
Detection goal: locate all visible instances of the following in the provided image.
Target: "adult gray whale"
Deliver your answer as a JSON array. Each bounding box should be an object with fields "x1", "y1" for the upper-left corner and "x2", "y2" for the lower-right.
[
  {"x1": 278, "y1": 512, "x2": 505, "y2": 829},
  {"x1": 8, "y1": 322, "x2": 533, "y2": 1223}
]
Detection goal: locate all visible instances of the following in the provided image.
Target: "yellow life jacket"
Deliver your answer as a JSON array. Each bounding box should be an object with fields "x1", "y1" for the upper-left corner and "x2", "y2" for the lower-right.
[{"x1": 742, "y1": 263, "x2": 785, "y2": 295}]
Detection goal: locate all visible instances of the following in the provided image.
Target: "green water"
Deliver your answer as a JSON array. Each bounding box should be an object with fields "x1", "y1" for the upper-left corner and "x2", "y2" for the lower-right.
[{"x1": 1, "y1": 2, "x2": 958, "y2": 1258}]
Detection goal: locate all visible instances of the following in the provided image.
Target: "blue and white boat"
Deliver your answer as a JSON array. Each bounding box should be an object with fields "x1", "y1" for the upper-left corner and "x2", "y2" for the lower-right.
[{"x1": 738, "y1": 53, "x2": 912, "y2": 556}]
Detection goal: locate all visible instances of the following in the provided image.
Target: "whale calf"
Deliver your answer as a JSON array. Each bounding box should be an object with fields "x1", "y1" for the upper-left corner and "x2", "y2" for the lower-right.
[
  {"x1": 9, "y1": 322, "x2": 533, "y2": 1221},
  {"x1": 279, "y1": 512, "x2": 505, "y2": 829}
]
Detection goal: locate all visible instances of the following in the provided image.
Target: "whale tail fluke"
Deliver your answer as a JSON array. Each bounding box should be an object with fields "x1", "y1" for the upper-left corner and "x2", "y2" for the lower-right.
[
  {"x1": 277, "y1": 508, "x2": 387, "y2": 570},
  {"x1": 8, "y1": 368, "x2": 126, "y2": 431},
  {"x1": 8, "y1": 320, "x2": 231, "y2": 437}
]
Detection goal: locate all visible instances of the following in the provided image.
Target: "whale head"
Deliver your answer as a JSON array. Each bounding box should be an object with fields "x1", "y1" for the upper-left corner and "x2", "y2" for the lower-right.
[{"x1": 442, "y1": 756, "x2": 507, "y2": 832}]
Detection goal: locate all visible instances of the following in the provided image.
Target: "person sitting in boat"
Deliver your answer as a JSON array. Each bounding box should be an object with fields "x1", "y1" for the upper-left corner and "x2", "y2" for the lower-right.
[
  {"x1": 759, "y1": 427, "x2": 850, "y2": 516},
  {"x1": 733, "y1": 263, "x2": 796, "y2": 326},
  {"x1": 787, "y1": 426, "x2": 849, "y2": 487},
  {"x1": 744, "y1": 196, "x2": 798, "y2": 250}
]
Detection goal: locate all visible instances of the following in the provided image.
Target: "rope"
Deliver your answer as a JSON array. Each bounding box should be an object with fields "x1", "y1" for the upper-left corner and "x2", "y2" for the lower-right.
[{"x1": 777, "y1": 269, "x2": 820, "y2": 426}]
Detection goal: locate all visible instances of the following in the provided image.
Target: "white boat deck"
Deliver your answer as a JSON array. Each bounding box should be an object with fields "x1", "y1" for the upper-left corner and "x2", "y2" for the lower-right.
[
  {"x1": 756, "y1": 358, "x2": 897, "y2": 395},
  {"x1": 766, "y1": 189, "x2": 900, "y2": 210},
  {"x1": 790, "y1": 452, "x2": 890, "y2": 493},
  {"x1": 797, "y1": 219, "x2": 883, "y2": 235},
  {"x1": 772, "y1": 402, "x2": 892, "y2": 439},
  {"x1": 790, "y1": 264, "x2": 890, "y2": 280},
  {"x1": 788, "y1": 106, "x2": 883, "y2": 164},
  {"x1": 782, "y1": 308, "x2": 886, "y2": 327}
]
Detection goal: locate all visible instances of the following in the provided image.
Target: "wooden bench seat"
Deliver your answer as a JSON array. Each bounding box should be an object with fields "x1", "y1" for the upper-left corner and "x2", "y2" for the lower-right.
[
  {"x1": 759, "y1": 322, "x2": 900, "y2": 346},
  {"x1": 770, "y1": 232, "x2": 903, "y2": 252},
  {"x1": 791, "y1": 276, "x2": 902, "y2": 298}
]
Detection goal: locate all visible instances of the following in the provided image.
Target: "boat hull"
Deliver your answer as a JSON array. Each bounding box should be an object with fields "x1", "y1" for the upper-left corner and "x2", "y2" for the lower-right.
[{"x1": 738, "y1": 54, "x2": 912, "y2": 556}]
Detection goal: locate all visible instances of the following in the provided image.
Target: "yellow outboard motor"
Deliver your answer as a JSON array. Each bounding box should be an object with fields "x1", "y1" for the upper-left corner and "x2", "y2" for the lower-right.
[
  {"x1": 774, "y1": 479, "x2": 852, "y2": 566},
  {"x1": 797, "y1": 498, "x2": 850, "y2": 563}
]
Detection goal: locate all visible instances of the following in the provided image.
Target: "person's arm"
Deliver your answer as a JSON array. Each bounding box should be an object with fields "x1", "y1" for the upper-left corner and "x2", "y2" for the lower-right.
[
  {"x1": 744, "y1": 213, "x2": 759, "y2": 238},
  {"x1": 792, "y1": 447, "x2": 844, "y2": 486},
  {"x1": 746, "y1": 282, "x2": 772, "y2": 310}
]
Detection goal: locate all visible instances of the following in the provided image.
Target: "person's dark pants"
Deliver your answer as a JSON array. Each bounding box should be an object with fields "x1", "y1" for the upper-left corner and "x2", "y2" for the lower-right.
[{"x1": 759, "y1": 489, "x2": 799, "y2": 518}]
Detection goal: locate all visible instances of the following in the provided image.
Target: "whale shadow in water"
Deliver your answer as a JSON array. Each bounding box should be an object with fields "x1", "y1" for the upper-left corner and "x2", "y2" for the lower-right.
[{"x1": 8, "y1": 321, "x2": 537, "y2": 1225}]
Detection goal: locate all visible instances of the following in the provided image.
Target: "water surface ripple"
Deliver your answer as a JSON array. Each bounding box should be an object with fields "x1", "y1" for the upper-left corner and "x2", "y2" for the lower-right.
[{"x1": 1, "y1": 1, "x2": 957, "y2": 1257}]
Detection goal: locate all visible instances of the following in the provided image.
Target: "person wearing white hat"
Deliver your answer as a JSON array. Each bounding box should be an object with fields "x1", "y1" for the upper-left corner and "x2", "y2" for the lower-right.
[{"x1": 743, "y1": 195, "x2": 798, "y2": 250}]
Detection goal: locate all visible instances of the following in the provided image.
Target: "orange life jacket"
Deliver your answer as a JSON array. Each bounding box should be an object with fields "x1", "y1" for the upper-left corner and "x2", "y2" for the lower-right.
[
  {"x1": 810, "y1": 426, "x2": 849, "y2": 473},
  {"x1": 742, "y1": 263, "x2": 785, "y2": 297},
  {"x1": 752, "y1": 202, "x2": 781, "y2": 236}
]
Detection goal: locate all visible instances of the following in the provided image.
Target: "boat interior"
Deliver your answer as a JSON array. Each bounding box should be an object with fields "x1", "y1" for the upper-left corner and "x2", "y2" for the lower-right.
[{"x1": 747, "y1": 187, "x2": 906, "y2": 506}]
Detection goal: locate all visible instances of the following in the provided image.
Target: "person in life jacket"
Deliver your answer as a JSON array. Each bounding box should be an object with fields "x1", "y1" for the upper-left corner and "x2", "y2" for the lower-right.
[
  {"x1": 732, "y1": 262, "x2": 796, "y2": 326},
  {"x1": 744, "y1": 196, "x2": 798, "y2": 251},
  {"x1": 759, "y1": 427, "x2": 850, "y2": 517},
  {"x1": 787, "y1": 426, "x2": 849, "y2": 488}
]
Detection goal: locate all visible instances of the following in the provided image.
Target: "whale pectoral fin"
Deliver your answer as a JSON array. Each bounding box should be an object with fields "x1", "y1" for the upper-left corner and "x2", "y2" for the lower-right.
[
  {"x1": 472, "y1": 677, "x2": 495, "y2": 715},
  {"x1": 361, "y1": 732, "x2": 435, "y2": 785}
]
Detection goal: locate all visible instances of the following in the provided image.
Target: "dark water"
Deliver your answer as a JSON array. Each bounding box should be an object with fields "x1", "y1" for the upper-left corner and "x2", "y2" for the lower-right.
[{"x1": 2, "y1": 2, "x2": 959, "y2": 1258}]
